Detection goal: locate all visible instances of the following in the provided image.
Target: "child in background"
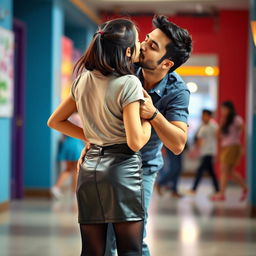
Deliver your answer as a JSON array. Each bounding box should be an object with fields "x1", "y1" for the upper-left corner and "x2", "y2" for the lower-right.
[{"x1": 51, "y1": 113, "x2": 84, "y2": 199}]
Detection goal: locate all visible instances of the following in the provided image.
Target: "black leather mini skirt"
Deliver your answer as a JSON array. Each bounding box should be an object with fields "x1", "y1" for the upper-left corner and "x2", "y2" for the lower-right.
[{"x1": 76, "y1": 143, "x2": 144, "y2": 224}]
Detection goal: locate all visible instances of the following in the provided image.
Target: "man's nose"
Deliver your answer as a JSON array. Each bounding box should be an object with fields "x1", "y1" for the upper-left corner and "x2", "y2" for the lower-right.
[{"x1": 140, "y1": 41, "x2": 146, "y2": 51}]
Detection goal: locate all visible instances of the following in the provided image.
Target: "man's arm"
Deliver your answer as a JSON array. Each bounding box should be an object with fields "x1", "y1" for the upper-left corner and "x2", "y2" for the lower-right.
[
  {"x1": 150, "y1": 113, "x2": 187, "y2": 155},
  {"x1": 140, "y1": 89, "x2": 188, "y2": 155}
]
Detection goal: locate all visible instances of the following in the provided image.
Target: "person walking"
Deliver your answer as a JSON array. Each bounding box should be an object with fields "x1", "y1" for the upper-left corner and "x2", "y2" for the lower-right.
[
  {"x1": 187, "y1": 109, "x2": 220, "y2": 195},
  {"x1": 210, "y1": 101, "x2": 248, "y2": 201}
]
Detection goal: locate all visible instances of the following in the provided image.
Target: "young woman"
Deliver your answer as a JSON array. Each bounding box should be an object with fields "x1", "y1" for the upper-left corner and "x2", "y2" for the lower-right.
[
  {"x1": 48, "y1": 18, "x2": 151, "y2": 256},
  {"x1": 210, "y1": 101, "x2": 248, "y2": 201}
]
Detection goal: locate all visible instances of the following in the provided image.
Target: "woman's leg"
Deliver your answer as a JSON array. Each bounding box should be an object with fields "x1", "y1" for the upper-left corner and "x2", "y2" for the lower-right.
[
  {"x1": 113, "y1": 221, "x2": 144, "y2": 256},
  {"x1": 80, "y1": 223, "x2": 108, "y2": 256},
  {"x1": 55, "y1": 161, "x2": 76, "y2": 188},
  {"x1": 206, "y1": 156, "x2": 220, "y2": 192},
  {"x1": 211, "y1": 164, "x2": 231, "y2": 200},
  {"x1": 218, "y1": 164, "x2": 232, "y2": 196},
  {"x1": 71, "y1": 162, "x2": 78, "y2": 193},
  {"x1": 51, "y1": 161, "x2": 77, "y2": 198},
  {"x1": 231, "y1": 170, "x2": 247, "y2": 190},
  {"x1": 191, "y1": 156, "x2": 208, "y2": 191}
]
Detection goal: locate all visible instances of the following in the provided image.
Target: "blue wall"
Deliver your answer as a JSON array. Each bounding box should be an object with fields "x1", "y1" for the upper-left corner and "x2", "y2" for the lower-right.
[
  {"x1": 0, "y1": 0, "x2": 13, "y2": 203},
  {"x1": 0, "y1": 0, "x2": 97, "y2": 199},
  {"x1": 14, "y1": 0, "x2": 63, "y2": 189},
  {"x1": 13, "y1": 0, "x2": 97, "y2": 190}
]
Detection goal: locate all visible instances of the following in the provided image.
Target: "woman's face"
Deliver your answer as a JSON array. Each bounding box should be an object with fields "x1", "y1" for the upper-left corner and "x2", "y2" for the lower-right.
[
  {"x1": 221, "y1": 106, "x2": 229, "y2": 118},
  {"x1": 131, "y1": 28, "x2": 141, "y2": 63}
]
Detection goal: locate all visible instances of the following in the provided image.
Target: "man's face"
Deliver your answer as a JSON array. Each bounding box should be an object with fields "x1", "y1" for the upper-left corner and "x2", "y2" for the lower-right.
[
  {"x1": 202, "y1": 113, "x2": 211, "y2": 123},
  {"x1": 139, "y1": 28, "x2": 171, "y2": 70}
]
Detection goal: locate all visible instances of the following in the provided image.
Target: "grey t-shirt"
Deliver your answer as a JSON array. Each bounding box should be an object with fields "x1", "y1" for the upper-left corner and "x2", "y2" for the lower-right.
[
  {"x1": 197, "y1": 121, "x2": 218, "y2": 156},
  {"x1": 71, "y1": 70, "x2": 144, "y2": 146}
]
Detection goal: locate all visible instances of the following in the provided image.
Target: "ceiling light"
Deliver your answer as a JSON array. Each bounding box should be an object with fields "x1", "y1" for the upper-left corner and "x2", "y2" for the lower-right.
[
  {"x1": 205, "y1": 66, "x2": 215, "y2": 76},
  {"x1": 187, "y1": 82, "x2": 198, "y2": 93}
]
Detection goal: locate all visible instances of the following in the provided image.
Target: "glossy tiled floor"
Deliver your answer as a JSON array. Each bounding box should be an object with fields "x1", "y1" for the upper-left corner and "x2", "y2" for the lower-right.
[{"x1": 0, "y1": 179, "x2": 256, "y2": 256}]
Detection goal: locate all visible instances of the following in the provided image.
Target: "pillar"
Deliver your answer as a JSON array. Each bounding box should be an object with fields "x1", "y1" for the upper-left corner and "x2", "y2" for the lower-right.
[{"x1": 248, "y1": 0, "x2": 256, "y2": 216}]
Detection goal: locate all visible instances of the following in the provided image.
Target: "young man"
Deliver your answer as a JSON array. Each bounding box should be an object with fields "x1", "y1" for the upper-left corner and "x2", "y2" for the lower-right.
[
  {"x1": 78, "y1": 15, "x2": 192, "y2": 256},
  {"x1": 188, "y1": 109, "x2": 220, "y2": 194}
]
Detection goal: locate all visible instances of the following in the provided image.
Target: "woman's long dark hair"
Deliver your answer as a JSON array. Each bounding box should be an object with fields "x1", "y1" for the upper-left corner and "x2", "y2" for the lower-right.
[
  {"x1": 74, "y1": 18, "x2": 137, "y2": 76},
  {"x1": 220, "y1": 101, "x2": 236, "y2": 135}
]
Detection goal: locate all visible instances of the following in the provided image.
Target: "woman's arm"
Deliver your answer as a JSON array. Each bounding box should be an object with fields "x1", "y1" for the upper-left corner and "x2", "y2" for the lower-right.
[
  {"x1": 47, "y1": 95, "x2": 86, "y2": 141},
  {"x1": 123, "y1": 101, "x2": 151, "y2": 152}
]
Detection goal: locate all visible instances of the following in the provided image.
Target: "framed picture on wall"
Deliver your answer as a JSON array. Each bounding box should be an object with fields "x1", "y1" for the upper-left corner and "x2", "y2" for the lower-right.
[{"x1": 0, "y1": 26, "x2": 14, "y2": 118}]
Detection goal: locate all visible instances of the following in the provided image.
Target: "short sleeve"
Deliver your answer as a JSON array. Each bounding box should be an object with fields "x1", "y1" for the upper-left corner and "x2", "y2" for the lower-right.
[
  {"x1": 70, "y1": 74, "x2": 82, "y2": 100},
  {"x1": 121, "y1": 75, "x2": 144, "y2": 108},
  {"x1": 165, "y1": 87, "x2": 190, "y2": 123},
  {"x1": 235, "y1": 115, "x2": 243, "y2": 127},
  {"x1": 197, "y1": 126, "x2": 204, "y2": 139}
]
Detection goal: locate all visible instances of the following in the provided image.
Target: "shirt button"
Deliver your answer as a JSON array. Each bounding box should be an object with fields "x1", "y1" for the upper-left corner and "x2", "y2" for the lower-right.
[{"x1": 157, "y1": 90, "x2": 160, "y2": 93}]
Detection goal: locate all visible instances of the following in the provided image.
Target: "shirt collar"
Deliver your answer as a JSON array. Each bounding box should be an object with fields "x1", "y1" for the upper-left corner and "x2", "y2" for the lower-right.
[{"x1": 136, "y1": 67, "x2": 168, "y2": 98}]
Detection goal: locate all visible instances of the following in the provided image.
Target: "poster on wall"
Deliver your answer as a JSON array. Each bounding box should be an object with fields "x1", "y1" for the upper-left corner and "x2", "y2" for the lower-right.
[
  {"x1": 0, "y1": 26, "x2": 14, "y2": 118},
  {"x1": 61, "y1": 36, "x2": 74, "y2": 101},
  {"x1": 61, "y1": 37, "x2": 82, "y2": 101}
]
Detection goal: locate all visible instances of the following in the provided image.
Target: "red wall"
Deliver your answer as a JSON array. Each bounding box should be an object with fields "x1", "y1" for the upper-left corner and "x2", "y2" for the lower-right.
[{"x1": 102, "y1": 10, "x2": 249, "y2": 177}]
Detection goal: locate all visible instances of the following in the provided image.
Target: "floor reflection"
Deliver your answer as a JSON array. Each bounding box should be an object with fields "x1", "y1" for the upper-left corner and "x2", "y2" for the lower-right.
[{"x1": 0, "y1": 178, "x2": 255, "y2": 256}]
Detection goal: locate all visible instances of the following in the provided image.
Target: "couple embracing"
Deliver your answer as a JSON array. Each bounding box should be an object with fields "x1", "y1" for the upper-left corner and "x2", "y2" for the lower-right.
[{"x1": 48, "y1": 15, "x2": 192, "y2": 256}]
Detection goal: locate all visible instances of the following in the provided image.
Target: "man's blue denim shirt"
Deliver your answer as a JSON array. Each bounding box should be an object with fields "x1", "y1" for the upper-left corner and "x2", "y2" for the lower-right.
[{"x1": 136, "y1": 68, "x2": 190, "y2": 175}]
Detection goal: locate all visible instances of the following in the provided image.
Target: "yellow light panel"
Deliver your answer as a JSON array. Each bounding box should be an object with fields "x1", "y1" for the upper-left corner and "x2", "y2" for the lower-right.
[{"x1": 176, "y1": 66, "x2": 219, "y2": 76}]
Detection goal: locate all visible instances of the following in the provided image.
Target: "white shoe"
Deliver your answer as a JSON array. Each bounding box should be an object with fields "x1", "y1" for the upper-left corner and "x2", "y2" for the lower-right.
[
  {"x1": 51, "y1": 186, "x2": 63, "y2": 199},
  {"x1": 72, "y1": 193, "x2": 77, "y2": 201}
]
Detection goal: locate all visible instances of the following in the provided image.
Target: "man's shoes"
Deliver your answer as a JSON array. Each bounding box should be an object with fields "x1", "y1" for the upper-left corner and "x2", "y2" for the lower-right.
[{"x1": 185, "y1": 190, "x2": 196, "y2": 196}]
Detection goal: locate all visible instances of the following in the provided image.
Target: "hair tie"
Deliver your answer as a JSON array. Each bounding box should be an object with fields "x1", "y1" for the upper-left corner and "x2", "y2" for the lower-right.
[{"x1": 98, "y1": 30, "x2": 104, "y2": 35}]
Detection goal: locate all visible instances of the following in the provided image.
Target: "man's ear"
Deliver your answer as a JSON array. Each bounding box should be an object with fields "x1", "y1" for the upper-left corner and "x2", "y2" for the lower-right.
[
  {"x1": 126, "y1": 47, "x2": 131, "y2": 57},
  {"x1": 162, "y1": 59, "x2": 174, "y2": 71}
]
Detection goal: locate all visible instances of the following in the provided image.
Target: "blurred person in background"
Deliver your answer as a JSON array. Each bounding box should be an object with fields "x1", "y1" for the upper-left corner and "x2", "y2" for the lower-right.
[
  {"x1": 155, "y1": 146, "x2": 184, "y2": 198},
  {"x1": 51, "y1": 113, "x2": 84, "y2": 199},
  {"x1": 48, "y1": 18, "x2": 152, "y2": 256},
  {"x1": 78, "y1": 15, "x2": 192, "y2": 256},
  {"x1": 210, "y1": 101, "x2": 248, "y2": 201},
  {"x1": 187, "y1": 109, "x2": 219, "y2": 195}
]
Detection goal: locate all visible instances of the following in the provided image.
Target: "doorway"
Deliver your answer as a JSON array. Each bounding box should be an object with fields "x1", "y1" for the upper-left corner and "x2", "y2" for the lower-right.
[{"x1": 11, "y1": 19, "x2": 26, "y2": 199}]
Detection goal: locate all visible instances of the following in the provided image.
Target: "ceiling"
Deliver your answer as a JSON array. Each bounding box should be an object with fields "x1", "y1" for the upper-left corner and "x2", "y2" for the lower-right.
[{"x1": 85, "y1": 0, "x2": 249, "y2": 16}]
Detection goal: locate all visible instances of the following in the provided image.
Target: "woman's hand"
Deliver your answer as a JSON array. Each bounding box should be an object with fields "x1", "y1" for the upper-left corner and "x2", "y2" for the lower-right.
[
  {"x1": 140, "y1": 90, "x2": 156, "y2": 120},
  {"x1": 76, "y1": 143, "x2": 91, "y2": 172}
]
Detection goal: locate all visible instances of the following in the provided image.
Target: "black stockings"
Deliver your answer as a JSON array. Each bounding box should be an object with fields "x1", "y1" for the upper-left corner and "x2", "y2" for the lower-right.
[{"x1": 80, "y1": 221, "x2": 144, "y2": 256}]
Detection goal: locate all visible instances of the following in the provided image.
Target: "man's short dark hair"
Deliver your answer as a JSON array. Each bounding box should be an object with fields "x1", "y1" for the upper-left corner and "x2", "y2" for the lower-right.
[
  {"x1": 153, "y1": 15, "x2": 192, "y2": 72},
  {"x1": 202, "y1": 109, "x2": 213, "y2": 116}
]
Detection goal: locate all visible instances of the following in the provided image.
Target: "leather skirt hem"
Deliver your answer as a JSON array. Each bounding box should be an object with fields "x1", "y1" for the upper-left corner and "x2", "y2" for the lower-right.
[{"x1": 78, "y1": 217, "x2": 144, "y2": 224}]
